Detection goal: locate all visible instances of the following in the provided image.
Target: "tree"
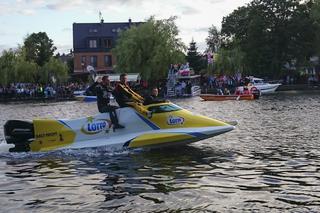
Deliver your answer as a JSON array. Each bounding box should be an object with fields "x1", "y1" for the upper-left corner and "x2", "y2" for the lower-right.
[
  {"x1": 206, "y1": 25, "x2": 222, "y2": 53},
  {"x1": 221, "y1": 0, "x2": 318, "y2": 78},
  {"x1": 24, "y1": 32, "x2": 57, "y2": 66},
  {"x1": 15, "y1": 60, "x2": 38, "y2": 83},
  {"x1": 13, "y1": 46, "x2": 38, "y2": 83},
  {"x1": 40, "y1": 58, "x2": 68, "y2": 84},
  {"x1": 0, "y1": 49, "x2": 17, "y2": 85},
  {"x1": 215, "y1": 42, "x2": 245, "y2": 75},
  {"x1": 113, "y1": 16, "x2": 186, "y2": 81},
  {"x1": 311, "y1": 0, "x2": 320, "y2": 55},
  {"x1": 186, "y1": 39, "x2": 206, "y2": 73},
  {"x1": 67, "y1": 58, "x2": 74, "y2": 74}
]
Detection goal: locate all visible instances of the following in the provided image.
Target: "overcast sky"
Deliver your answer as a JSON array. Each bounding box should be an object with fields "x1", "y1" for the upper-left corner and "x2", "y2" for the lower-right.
[{"x1": 0, "y1": 0, "x2": 251, "y2": 54}]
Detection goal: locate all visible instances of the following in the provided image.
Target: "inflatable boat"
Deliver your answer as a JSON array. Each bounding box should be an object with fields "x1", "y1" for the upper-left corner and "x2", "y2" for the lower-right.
[{"x1": 3, "y1": 101, "x2": 236, "y2": 152}]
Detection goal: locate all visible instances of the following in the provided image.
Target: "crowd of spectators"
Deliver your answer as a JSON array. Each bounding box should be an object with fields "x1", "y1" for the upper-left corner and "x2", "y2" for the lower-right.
[
  {"x1": 200, "y1": 74, "x2": 244, "y2": 94},
  {"x1": 0, "y1": 82, "x2": 88, "y2": 101}
]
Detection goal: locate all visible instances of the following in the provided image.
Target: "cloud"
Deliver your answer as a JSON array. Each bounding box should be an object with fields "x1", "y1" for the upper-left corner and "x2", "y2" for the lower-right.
[
  {"x1": 180, "y1": 6, "x2": 200, "y2": 15},
  {"x1": 209, "y1": 0, "x2": 225, "y2": 4},
  {"x1": 45, "y1": 0, "x2": 142, "y2": 11},
  {"x1": 195, "y1": 27, "x2": 209, "y2": 32},
  {"x1": 0, "y1": 44, "x2": 17, "y2": 54},
  {"x1": 55, "y1": 44, "x2": 72, "y2": 54},
  {"x1": 46, "y1": 1, "x2": 83, "y2": 11},
  {"x1": 62, "y1": 27, "x2": 71, "y2": 32},
  {"x1": 0, "y1": 0, "x2": 37, "y2": 16}
]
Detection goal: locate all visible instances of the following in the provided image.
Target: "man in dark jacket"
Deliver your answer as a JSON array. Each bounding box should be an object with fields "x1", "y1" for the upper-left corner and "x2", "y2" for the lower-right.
[
  {"x1": 144, "y1": 87, "x2": 164, "y2": 105},
  {"x1": 114, "y1": 73, "x2": 134, "y2": 107},
  {"x1": 87, "y1": 76, "x2": 124, "y2": 130}
]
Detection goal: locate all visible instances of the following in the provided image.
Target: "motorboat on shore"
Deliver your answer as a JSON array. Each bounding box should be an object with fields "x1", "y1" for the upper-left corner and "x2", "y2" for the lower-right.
[
  {"x1": 3, "y1": 101, "x2": 236, "y2": 152},
  {"x1": 248, "y1": 77, "x2": 281, "y2": 94},
  {"x1": 200, "y1": 94, "x2": 255, "y2": 101},
  {"x1": 200, "y1": 85, "x2": 260, "y2": 101}
]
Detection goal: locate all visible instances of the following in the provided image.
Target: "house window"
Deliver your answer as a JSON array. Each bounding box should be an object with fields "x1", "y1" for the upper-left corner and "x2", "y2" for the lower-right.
[
  {"x1": 90, "y1": 56, "x2": 97, "y2": 67},
  {"x1": 89, "y1": 39, "x2": 97, "y2": 48},
  {"x1": 104, "y1": 55, "x2": 112, "y2": 67},
  {"x1": 103, "y1": 39, "x2": 112, "y2": 48}
]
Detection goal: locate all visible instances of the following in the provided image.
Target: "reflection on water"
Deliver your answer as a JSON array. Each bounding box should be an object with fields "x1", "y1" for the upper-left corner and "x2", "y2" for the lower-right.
[{"x1": 0, "y1": 92, "x2": 320, "y2": 212}]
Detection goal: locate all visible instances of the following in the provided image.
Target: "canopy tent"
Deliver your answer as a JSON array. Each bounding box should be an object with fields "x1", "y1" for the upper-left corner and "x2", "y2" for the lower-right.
[{"x1": 98, "y1": 73, "x2": 140, "y2": 82}]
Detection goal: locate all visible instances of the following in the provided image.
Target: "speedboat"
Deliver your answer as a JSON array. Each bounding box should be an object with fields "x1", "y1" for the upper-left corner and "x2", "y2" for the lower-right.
[
  {"x1": 3, "y1": 101, "x2": 236, "y2": 152},
  {"x1": 249, "y1": 77, "x2": 281, "y2": 94}
]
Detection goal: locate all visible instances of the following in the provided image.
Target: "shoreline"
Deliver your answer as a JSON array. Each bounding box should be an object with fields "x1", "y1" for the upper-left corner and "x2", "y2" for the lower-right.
[
  {"x1": 0, "y1": 84, "x2": 319, "y2": 104},
  {"x1": 277, "y1": 84, "x2": 320, "y2": 91}
]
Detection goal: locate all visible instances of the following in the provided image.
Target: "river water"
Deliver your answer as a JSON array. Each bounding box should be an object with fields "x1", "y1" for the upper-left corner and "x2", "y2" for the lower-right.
[{"x1": 0, "y1": 91, "x2": 319, "y2": 212}]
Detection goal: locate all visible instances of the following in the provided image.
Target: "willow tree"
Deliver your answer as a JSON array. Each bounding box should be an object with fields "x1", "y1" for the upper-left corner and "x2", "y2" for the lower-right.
[
  {"x1": 41, "y1": 57, "x2": 69, "y2": 84},
  {"x1": 0, "y1": 50, "x2": 17, "y2": 85},
  {"x1": 113, "y1": 16, "x2": 186, "y2": 81},
  {"x1": 215, "y1": 45, "x2": 245, "y2": 75},
  {"x1": 14, "y1": 47, "x2": 38, "y2": 83}
]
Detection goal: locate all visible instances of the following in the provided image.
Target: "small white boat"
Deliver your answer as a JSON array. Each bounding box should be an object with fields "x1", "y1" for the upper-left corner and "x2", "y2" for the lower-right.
[{"x1": 249, "y1": 77, "x2": 281, "y2": 94}]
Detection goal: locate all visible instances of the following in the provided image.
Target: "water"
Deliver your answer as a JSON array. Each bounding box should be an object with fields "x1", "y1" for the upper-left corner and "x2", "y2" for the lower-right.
[{"x1": 0, "y1": 92, "x2": 319, "y2": 212}]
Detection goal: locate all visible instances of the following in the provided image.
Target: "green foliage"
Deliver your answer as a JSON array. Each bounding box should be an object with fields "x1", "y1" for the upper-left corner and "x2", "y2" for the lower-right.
[
  {"x1": 24, "y1": 32, "x2": 57, "y2": 66},
  {"x1": 206, "y1": 25, "x2": 222, "y2": 52},
  {"x1": 113, "y1": 16, "x2": 186, "y2": 81},
  {"x1": 0, "y1": 32, "x2": 69, "y2": 85},
  {"x1": 186, "y1": 40, "x2": 206, "y2": 73},
  {"x1": 66, "y1": 58, "x2": 74, "y2": 74},
  {"x1": 215, "y1": 43, "x2": 245, "y2": 75},
  {"x1": 15, "y1": 60, "x2": 38, "y2": 83},
  {"x1": 311, "y1": 0, "x2": 320, "y2": 55},
  {"x1": 0, "y1": 49, "x2": 17, "y2": 85},
  {"x1": 14, "y1": 46, "x2": 38, "y2": 83},
  {"x1": 220, "y1": 0, "x2": 318, "y2": 78},
  {"x1": 41, "y1": 58, "x2": 68, "y2": 84}
]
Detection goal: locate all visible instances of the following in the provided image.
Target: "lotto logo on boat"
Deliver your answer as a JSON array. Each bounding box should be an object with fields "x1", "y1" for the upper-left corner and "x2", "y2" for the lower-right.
[
  {"x1": 81, "y1": 117, "x2": 111, "y2": 135},
  {"x1": 167, "y1": 115, "x2": 184, "y2": 125}
]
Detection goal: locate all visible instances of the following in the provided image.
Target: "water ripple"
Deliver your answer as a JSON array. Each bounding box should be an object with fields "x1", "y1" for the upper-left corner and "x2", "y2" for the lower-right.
[{"x1": 0, "y1": 92, "x2": 320, "y2": 212}]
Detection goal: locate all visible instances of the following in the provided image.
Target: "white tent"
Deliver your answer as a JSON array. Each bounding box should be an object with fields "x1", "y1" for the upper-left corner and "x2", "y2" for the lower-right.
[{"x1": 97, "y1": 73, "x2": 140, "y2": 82}]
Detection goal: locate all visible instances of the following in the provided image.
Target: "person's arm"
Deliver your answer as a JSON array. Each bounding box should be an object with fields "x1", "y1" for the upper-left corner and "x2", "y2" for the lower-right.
[
  {"x1": 143, "y1": 96, "x2": 153, "y2": 105},
  {"x1": 86, "y1": 82, "x2": 99, "y2": 94}
]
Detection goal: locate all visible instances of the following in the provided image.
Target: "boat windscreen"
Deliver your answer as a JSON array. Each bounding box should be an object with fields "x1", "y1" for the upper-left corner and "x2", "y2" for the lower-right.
[{"x1": 148, "y1": 104, "x2": 182, "y2": 113}]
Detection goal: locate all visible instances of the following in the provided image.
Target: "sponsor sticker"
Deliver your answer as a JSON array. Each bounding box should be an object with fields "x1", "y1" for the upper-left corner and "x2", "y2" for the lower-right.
[
  {"x1": 167, "y1": 115, "x2": 184, "y2": 125},
  {"x1": 36, "y1": 132, "x2": 58, "y2": 138},
  {"x1": 81, "y1": 117, "x2": 112, "y2": 135}
]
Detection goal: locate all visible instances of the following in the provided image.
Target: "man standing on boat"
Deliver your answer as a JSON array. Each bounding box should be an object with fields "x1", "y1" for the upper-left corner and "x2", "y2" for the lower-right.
[
  {"x1": 114, "y1": 73, "x2": 144, "y2": 107},
  {"x1": 87, "y1": 76, "x2": 124, "y2": 130}
]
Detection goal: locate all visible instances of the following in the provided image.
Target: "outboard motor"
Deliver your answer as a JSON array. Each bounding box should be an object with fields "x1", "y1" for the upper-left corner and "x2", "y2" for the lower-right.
[{"x1": 4, "y1": 120, "x2": 34, "y2": 152}]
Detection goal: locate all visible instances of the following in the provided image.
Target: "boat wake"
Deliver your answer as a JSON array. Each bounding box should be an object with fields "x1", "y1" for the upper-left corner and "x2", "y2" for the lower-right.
[{"x1": 0, "y1": 142, "x2": 134, "y2": 160}]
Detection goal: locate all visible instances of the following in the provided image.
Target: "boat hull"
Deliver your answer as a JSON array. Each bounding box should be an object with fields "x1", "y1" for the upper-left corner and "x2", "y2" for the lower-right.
[
  {"x1": 200, "y1": 94, "x2": 255, "y2": 101},
  {"x1": 254, "y1": 84, "x2": 281, "y2": 94}
]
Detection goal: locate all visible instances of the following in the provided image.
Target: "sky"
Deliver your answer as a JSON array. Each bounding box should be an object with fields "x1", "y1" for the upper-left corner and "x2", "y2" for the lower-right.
[{"x1": 0, "y1": 0, "x2": 252, "y2": 54}]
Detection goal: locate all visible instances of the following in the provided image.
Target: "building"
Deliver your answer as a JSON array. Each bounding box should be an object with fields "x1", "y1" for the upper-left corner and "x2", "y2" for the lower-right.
[{"x1": 73, "y1": 18, "x2": 141, "y2": 75}]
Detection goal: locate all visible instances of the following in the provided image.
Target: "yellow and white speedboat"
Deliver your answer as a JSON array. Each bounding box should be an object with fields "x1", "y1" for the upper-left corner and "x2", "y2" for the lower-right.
[{"x1": 4, "y1": 101, "x2": 235, "y2": 152}]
